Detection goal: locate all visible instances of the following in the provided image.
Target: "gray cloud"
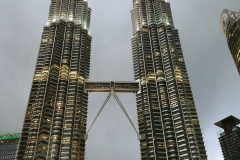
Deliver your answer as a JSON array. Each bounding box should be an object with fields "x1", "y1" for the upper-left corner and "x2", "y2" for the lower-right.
[{"x1": 0, "y1": 0, "x2": 240, "y2": 160}]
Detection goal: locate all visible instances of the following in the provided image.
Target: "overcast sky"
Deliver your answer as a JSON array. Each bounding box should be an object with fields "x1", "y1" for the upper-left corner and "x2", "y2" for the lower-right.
[{"x1": 0, "y1": 0, "x2": 240, "y2": 160}]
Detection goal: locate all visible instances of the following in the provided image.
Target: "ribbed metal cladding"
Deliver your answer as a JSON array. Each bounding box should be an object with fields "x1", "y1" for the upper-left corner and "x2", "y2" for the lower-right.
[
  {"x1": 17, "y1": 0, "x2": 91, "y2": 159},
  {"x1": 131, "y1": 0, "x2": 207, "y2": 159}
]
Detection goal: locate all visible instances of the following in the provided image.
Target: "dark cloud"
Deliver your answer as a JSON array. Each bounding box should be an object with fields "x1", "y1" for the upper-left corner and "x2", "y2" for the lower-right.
[{"x1": 0, "y1": 0, "x2": 240, "y2": 160}]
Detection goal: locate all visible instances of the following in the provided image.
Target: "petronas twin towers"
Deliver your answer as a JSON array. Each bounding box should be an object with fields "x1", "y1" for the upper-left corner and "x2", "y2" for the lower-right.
[{"x1": 17, "y1": 0, "x2": 208, "y2": 159}]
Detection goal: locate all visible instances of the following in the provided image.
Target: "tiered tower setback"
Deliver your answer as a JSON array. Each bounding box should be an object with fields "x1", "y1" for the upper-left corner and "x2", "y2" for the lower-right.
[
  {"x1": 131, "y1": 0, "x2": 207, "y2": 159},
  {"x1": 17, "y1": 1, "x2": 91, "y2": 159}
]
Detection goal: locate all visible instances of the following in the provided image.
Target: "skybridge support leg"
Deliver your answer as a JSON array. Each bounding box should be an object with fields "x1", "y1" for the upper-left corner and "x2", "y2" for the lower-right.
[
  {"x1": 87, "y1": 87, "x2": 139, "y2": 139},
  {"x1": 87, "y1": 92, "x2": 112, "y2": 135},
  {"x1": 112, "y1": 92, "x2": 138, "y2": 134}
]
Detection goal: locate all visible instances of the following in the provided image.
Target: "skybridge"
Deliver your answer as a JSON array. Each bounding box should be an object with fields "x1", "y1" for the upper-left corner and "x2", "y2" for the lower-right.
[
  {"x1": 85, "y1": 81, "x2": 141, "y2": 139},
  {"x1": 85, "y1": 81, "x2": 139, "y2": 93}
]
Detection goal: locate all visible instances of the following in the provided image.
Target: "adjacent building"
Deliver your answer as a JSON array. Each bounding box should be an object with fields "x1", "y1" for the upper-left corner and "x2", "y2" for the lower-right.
[
  {"x1": 215, "y1": 115, "x2": 240, "y2": 160},
  {"x1": 131, "y1": 0, "x2": 207, "y2": 159},
  {"x1": 17, "y1": 0, "x2": 208, "y2": 159},
  {"x1": 0, "y1": 133, "x2": 20, "y2": 160},
  {"x1": 17, "y1": 0, "x2": 91, "y2": 159},
  {"x1": 221, "y1": 9, "x2": 240, "y2": 75}
]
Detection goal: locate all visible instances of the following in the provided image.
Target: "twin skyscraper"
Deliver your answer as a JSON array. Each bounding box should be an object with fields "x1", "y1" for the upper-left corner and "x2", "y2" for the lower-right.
[{"x1": 17, "y1": 0, "x2": 208, "y2": 159}]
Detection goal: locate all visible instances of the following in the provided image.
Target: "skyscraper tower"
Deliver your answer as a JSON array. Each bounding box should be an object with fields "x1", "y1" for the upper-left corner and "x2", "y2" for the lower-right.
[
  {"x1": 215, "y1": 115, "x2": 240, "y2": 160},
  {"x1": 131, "y1": 0, "x2": 207, "y2": 159},
  {"x1": 17, "y1": 0, "x2": 91, "y2": 159},
  {"x1": 17, "y1": 0, "x2": 208, "y2": 159},
  {"x1": 221, "y1": 9, "x2": 240, "y2": 75}
]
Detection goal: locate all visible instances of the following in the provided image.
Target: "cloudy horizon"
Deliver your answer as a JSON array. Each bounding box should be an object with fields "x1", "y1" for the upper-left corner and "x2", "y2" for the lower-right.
[{"x1": 0, "y1": 0, "x2": 240, "y2": 160}]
